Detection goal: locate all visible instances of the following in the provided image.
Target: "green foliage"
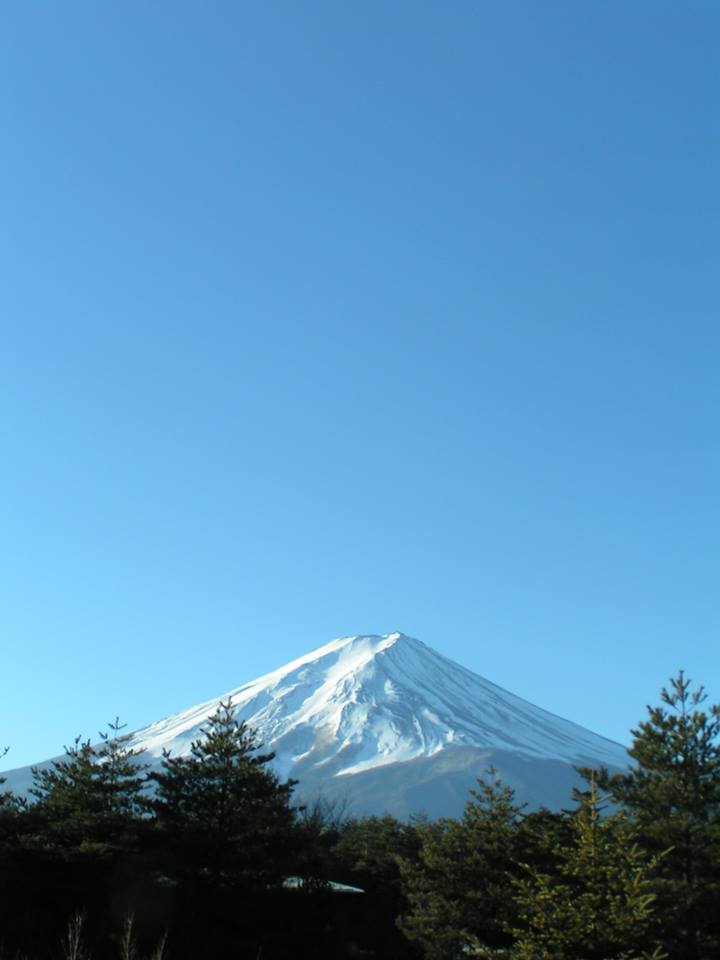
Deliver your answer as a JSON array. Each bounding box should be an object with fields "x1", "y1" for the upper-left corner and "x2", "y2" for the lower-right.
[
  {"x1": 1, "y1": 673, "x2": 719, "y2": 959},
  {"x1": 594, "y1": 671, "x2": 720, "y2": 959},
  {"x1": 148, "y1": 697, "x2": 297, "y2": 890},
  {"x1": 0, "y1": 746, "x2": 21, "y2": 818},
  {"x1": 398, "y1": 772, "x2": 523, "y2": 959},
  {"x1": 333, "y1": 812, "x2": 420, "y2": 892},
  {"x1": 291, "y1": 794, "x2": 346, "y2": 891},
  {"x1": 30, "y1": 718, "x2": 147, "y2": 855},
  {"x1": 331, "y1": 813, "x2": 423, "y2": 959},
  {"x1": 511, "y1": 778, "x2": 664, "y2": 960},
  {"x1": 0, "y1": 725, "x2": 149, "y2": 959},
  {"x1": 0, "y1": 746, "x2": 25, "y2": 860}
]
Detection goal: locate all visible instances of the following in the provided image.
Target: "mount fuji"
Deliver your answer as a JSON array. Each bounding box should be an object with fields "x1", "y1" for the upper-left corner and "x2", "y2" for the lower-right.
[{"x1": 3, "y1": 633, "x2": 628, "y2": 818}]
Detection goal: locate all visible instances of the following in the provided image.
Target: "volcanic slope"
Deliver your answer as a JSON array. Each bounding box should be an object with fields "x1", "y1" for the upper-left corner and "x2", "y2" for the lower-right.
[{"x1": 3, "y1": 633, "x2": 627, "y2": 817}]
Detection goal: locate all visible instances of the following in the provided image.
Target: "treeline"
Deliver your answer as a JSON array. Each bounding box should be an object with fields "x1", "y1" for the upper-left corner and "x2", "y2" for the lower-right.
[{"x1": 0, "y1": 672, "x2": 719, "y2": 959}]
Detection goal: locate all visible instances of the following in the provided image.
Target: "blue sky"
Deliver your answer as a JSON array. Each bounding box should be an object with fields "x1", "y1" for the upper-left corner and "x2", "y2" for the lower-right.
[{"x1": 2, "y1": 1, "x2": 718, "y2": 768}]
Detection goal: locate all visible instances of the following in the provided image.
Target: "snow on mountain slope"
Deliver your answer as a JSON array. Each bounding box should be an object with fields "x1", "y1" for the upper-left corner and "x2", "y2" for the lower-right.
[
  {"x1": 125, "y1": 632, "x2": 627, "y2": 777},
  {"x1": 2, "y1": 633, "x2": 627, "y2": 813}
]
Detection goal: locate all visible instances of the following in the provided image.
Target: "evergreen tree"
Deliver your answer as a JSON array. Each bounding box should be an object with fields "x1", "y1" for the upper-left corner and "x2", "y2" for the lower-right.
[
  {"x1": 0, "y1": 746, "x2": 24, "y2": 845},
  {"x1": 593, "y1": 671, "x2": 720, "y2": 960},
  {"x1": 332, "y1": 813, "x2": 422, "y2": 958},
  {"x1": 30, "y1": 718, "x2": 147, "y2": 855},
  {"x1": 0, "y1": 723, "x2": 149, "y2": 958},
  {"x1": 147, "y1": 697, "x2": 297, "y2": 891},
  {"x1": 398, "y1": 772, "x2": 523, "y2": 959},
  {"x1": 0, "y1": 745, "x2": 16, "y2": 814},
  {"x1": 333, "y1": 813, "x2": 420, "y2": 894},
  {"x1": 511, "y1": 779, "x2": 665, "y2": 960}
]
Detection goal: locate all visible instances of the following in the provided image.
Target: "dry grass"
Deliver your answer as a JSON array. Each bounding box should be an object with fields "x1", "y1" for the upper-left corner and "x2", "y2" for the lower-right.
[{"x1": 54, "y1": 912, "x2": 169, "y2": 960}]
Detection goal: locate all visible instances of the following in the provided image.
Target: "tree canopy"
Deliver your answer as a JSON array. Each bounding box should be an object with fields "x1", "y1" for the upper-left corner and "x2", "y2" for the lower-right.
[
  {"x1": 148, "y1": 697, "x2": 298, "y2": 890},
  {"x1": 594, "y1": 671, "x2": 720, "y2": 959}
]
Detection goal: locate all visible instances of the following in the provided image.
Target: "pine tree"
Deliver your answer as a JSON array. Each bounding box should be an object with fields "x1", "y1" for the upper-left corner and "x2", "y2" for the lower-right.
[
  {"x1": 331, "y1": 814, "x2": 421, "y2": 958},
  {"x1": 0, "y1": 746, "x2": 26, "y2": 956},
  {"x1": 398, "y1": 772, "x2": 523, "y2": 959},
  {"x1": 0, "y1": 745, "x2": 14, "y2": 812},
  {"x1": 593, "y1": 671, "x2": 720, "y2": 959},
  {"x1": 0, "y1": 724, "x2": 149, "y2": 958},
  {"x1": 30, "y1": 718, "x2": 147, "y2": 855},
  {"x1": 511, "y1": 778, "x2": 665, "y2": 960},
  {"x1": 0, "y1": 746, "x2": 23, "y2": 841},
  {"x1": 147, "y1": 697, "x2": 297, "y2": 891}
]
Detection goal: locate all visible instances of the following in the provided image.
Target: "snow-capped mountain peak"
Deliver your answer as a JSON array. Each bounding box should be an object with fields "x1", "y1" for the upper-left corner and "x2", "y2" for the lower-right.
[
  {"x1": 2, "y1": 632, "x2": 627, "y2": 816},
  {"x1": 128, "y1": 632, "x2": 626, "y2": 779}
]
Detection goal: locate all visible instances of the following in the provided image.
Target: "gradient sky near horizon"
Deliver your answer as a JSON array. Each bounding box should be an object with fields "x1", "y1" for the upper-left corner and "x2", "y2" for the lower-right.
[{"x1": 2, "y1": 1, "x2": 718, "y2": 769}]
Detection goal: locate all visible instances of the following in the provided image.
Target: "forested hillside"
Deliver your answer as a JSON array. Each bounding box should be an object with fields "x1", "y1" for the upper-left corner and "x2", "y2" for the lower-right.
[{"x1": 1, "y1": 672, "x2": 718, "y2": 959}]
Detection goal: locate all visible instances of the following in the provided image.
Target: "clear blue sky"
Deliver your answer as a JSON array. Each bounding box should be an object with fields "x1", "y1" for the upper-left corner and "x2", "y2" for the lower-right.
[{"x1": 2, "y1": 1, "x2": 718, "y2": 769}]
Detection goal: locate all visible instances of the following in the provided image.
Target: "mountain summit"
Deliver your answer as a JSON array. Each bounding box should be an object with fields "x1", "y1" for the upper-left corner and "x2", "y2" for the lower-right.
[{"x1": 4, "y1": 633, "x2": 627, "y2": 817}]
